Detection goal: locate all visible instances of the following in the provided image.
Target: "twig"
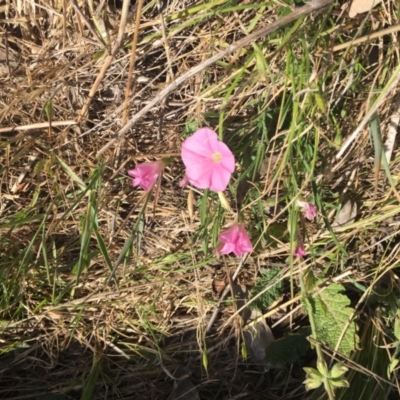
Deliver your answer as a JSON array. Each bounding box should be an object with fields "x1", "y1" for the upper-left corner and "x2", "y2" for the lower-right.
[
  {"x1": 0, "y1": 120, "x2": 77, "y2": 133},
  {"x1": 77, "y1": 0, "x2": 131, "y2": 122},
  {"x1": 333, "y1": 23, "x2": 400, "y2": 52},
  {"x1": 96, "y1": 0, "x2": 334, "y2": 157}
]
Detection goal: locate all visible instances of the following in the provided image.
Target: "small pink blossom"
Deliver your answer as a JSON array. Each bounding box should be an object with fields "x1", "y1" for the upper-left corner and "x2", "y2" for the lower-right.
[
  {"x1": 297, "y1": 199, "x2": 317, "y2": 221},
  {"x1": 294, "y1": 242, "x2": 306, "y2": 258},
  {"x1": 181, "y1": 128, "x2": 235, "y2": 192},
  {"x1": 128, "y1": 161, "x2": 164, "y2": 191},
  {"x1": 216, "y1": 223, "x2": 253, "y2": 258}
]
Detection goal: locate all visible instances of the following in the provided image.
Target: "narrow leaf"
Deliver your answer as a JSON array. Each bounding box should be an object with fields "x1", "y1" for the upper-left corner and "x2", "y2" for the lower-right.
[{"x1": 55, "y1": 155, "x2": 87, "y2": 192}]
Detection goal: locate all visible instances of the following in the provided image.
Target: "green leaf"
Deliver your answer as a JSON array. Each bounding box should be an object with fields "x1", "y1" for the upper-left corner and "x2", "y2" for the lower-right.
[
  {"x1": 265, "y1": 329, "x2": 310, "y2": 365},
  {"x1": 95, "y1": 230, "x2": 113, "y2": 272},
  {"x1": 250, "y1": 267, "x2": 284, "y2": 310},
  {"x1": 330, "y1": 363, "x2": 348, "y2": 379},
  {"x1": 44, "y1": 99, "x2": 52, "y2": 120},
  {"x1": 394, "y1": 310, "x2": 400, "y2": 341},
  {"x1": 81, "y1": 355, "x2": 102, "y2": 400},
  {"x1": 314, "y1": 91, "x2": 327, "y2": 114},
  {"x1": 252, "y1": 42, "x2": 267, "y2": 78},
  {"x1": 202, "y1": 351, "x2": 208, "y2": 372},
  {"x1": 388, "y1": 358, "x2": 399, "y2": 377},
  {"x1": 93, "y1": 50, "x2": 106, "y2": 60},
  {"x1": 304, "y1": 377, "x2": 323, "y2": 391},
  {"x1": 330, "y1": 378, "x2": 349, "y2": 388},
  {"x1": 55, "y1": 155, "x2": 87, "y2": 192},
  {"x1": 309, "y1": 283, "x2": 358, "y2": 356},
  {"x1": 264, "y1": 223, "x2": 289, "y2": 247},
  {"x1": 303, "y1": 366, "x2": 324, "y2": 390}
]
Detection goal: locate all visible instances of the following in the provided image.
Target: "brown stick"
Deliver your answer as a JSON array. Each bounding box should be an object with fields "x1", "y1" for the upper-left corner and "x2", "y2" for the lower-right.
[
  {"x1": 96, "y1": 0, "x2": 334, "y2": 157},
  {"x1": 77, "y1": 0, "x2": 131, "y2": 123},
  {"x1": 122, "y1": 0, "x2": 144, "y2": 126},
  {"x1": 0, "y1": 120, "x2": 77, "y2": 133}
]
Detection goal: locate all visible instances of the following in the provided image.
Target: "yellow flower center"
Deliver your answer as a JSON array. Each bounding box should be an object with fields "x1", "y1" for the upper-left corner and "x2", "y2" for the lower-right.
[{"x1": 212, "y1": 152, "x2": 222, "y2": 163}]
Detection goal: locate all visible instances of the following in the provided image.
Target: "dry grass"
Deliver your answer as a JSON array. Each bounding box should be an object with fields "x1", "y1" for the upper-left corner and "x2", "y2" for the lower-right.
[{"x1": 1, "y1": 0, "x2": 400, "y2": 399}]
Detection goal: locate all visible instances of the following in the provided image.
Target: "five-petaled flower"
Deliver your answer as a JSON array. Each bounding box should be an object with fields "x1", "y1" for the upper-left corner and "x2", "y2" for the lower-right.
[
  {"x1": 128, "y1": 160, "x2": 164, "y2": 191},
  {"x1": 216, "y1": 223, "x2": 253, "y2": 258},
  {"x1": 296, "y1": 199, "x2": 317, "y2": 221},
  {"x1": 181, "y1": 128, "x2": 235, "y2": 192}
]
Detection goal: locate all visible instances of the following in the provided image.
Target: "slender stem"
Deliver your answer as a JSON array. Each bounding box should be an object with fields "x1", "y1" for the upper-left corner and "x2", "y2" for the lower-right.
[{"x1": 323, "y1": 377, "x2": 336, "y2": 400}]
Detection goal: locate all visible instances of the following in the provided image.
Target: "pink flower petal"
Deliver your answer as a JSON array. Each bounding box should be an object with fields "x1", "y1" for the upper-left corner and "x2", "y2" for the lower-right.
[
  {"x1": 294, "y1": 243, "x2": 306, "y2": 258},
  {"x1": 181, "y1": 127, "x2": 235, "y2": 192},
  {"x1": 216, "y1": 242, "x2": 236, "y2": 256},
  {"x1": 237, "y1": 226, "x2": 253, "y2": 252},
  {"x1": 128, "y1": 161, "x2": 163, "y2": 191},
  {"x1": 296, "y1": 199, "x2": 317, "y2": 221},
  {"x1": 218, "y1": 223, "x2": 239, "y2": 242},
  {"x1": 220, "y1": 153, "x2": 235, "y2": 172},
  {"x1": 216, "y1": 223, "x2": 253, "y2": 258},
  {"x1": 211, "y1": 140, "x2": 235, "y2": 170},
  {"x1": 304, "y1": 203, "x2": 317, "y2": 220},
  {"x1": 181, "y1": 128, "x2": 217, "y2": 158},
  {"x1": 185, "y1": 160, "x2": 214, "y2": 189},
  {"x1": 210, "y1": 167, "x2": 231, "y2": 192}
]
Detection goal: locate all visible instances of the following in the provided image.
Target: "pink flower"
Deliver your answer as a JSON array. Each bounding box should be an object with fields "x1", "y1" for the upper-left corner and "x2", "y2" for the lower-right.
[
  {"x1": 294, "y1": 242, "x2": 306, "y2": 258},
  {"x1": 181, "y1": 128, "x2": 235, "y2": 192},
  {"x1": 297, "y1": 199, "x2": 317, "y2": 221},
  {"x1": 128, "y1": 161, "x2": 164, "y2": 191},
  {"x1": 216, "y1": 223, "x2": 253, "y2": 258}
]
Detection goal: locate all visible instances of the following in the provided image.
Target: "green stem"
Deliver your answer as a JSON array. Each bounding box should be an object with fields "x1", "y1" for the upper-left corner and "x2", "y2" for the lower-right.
[{"x1": 323, "y1": 377, "x2": 336, "y2": 400}]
